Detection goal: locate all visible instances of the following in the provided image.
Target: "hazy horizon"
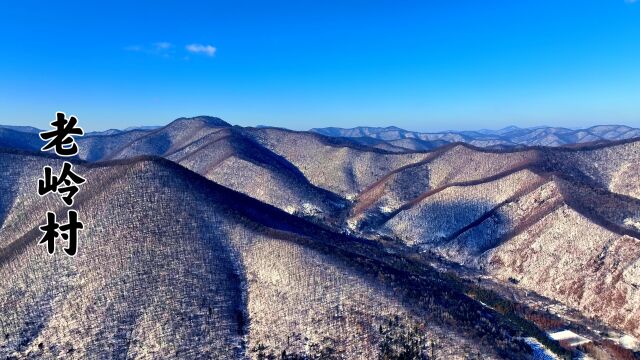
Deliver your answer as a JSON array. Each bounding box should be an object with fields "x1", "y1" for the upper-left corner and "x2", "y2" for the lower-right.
[{"x1": 4, "y1": 115, "x2": 639, "y2": 134}]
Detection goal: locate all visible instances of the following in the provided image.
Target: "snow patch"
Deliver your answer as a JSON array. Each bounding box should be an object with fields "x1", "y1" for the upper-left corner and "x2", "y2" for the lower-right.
[
  {"x1": 623, "y1": 217, "x2": 640, "y2": 231},
  {"x1": 617, "y1": 334, "x2": 640, "y2": 351},
  {"x1": 378, "y1": 205, "x2": 395, "y2": 214},
  {"x1": 346, "y1": 219, "x2": 359, "y2": 232},
  {"x1": 301, "y1": 203, "x2": 322, "y2": 217},
  {"x1": 548, "y1": 330, "x2": 591, "y2": 347}
]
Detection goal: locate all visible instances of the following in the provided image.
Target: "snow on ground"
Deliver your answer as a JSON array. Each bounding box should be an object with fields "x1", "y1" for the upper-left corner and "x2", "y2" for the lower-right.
[
  {"x1": 618, "y1": 334, "x2": 640, "y2": 350},
  {"x1": 548, "y1": 330, "x2": 591, "y2": 346},
  {"x1": 624, "y1": 217, "x2": 640, "y2": 231},
  {"x1": 605, "y1": 333, "x2": 640, "y2": 351}
]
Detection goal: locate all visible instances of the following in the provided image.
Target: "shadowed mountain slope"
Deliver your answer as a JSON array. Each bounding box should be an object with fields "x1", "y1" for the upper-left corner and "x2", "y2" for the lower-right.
[{"x1": 0, "y1": 128, "x2": 42, "y2": 153}]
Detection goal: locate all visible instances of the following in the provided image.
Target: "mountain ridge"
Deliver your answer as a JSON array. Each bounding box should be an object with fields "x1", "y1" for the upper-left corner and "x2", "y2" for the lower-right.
[{"x1": 311, "y1": 124, "x2": 640, "y2": 150}]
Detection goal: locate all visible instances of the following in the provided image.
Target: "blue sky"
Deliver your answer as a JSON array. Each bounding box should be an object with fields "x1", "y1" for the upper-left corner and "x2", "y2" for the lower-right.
[{"x1": 0, "y1": 1, "x2": 639, "y2": 131}]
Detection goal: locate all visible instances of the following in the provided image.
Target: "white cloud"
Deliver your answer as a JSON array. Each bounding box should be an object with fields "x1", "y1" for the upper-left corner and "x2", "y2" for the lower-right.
[
  {"x1": 185, "y1": 44, "x2": 217, "y2": 57},
  {"x1": 126, "y1": 42, "x2": 216, "y2": 59},
  {"x1": 154, "y1": 42, "x2": 173, "y2": 50},
  {"x1": 124, "y1": 42, "x2": 173, "y2": 55}
]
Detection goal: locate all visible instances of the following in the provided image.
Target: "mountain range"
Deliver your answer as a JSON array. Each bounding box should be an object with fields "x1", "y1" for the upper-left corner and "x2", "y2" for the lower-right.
[
  {"x1": 311, "y1": 125, "x2": 640, "y2": 151},
  {"x1": 1, "y1": 117, "x2": 640, "y2": 359}
]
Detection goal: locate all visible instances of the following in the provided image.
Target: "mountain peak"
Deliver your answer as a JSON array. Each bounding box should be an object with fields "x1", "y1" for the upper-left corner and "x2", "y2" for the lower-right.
[{"x1": 172, "y1": 115, "x2": 231, "y2": 127}]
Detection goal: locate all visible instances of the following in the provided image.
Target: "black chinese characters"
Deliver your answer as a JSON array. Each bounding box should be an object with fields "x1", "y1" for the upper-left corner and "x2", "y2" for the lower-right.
[
  {"x1": 39, "y1": 211, "x2": 84, "y2": 256},
  {"x1": 37, "y1": 112, "x2": 85, "y2": 256},
  {"x1": 39, "y1": 112, "x2": 84, "y2": 156},
  {"x1": 38, "y1": 162, "x2": 86, "y2": 206}
]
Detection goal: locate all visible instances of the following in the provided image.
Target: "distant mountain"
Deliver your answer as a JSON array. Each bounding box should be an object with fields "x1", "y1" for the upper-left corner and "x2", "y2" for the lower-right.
[
  {"x1": 84, "y1": 129, "x2": 123, "y2": 136},
  {"x1": 0, "y1": 127, "x2": 42, "y2": 152},
  {"x1": 311, "y1": 125, "x2": 640, "y2": 150},
  {"x1": 74, "y1": 126, "x2": 161, "y2": 137},
  {"x1": 0, "y1": 124, "x2": 162, "y2": 137},
  {"x1": 123, "y1": 125, "x2": 162, "y2": 132},
  {"x1": 0, "y1": 125, "x2": 41, "y2": 134}
]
